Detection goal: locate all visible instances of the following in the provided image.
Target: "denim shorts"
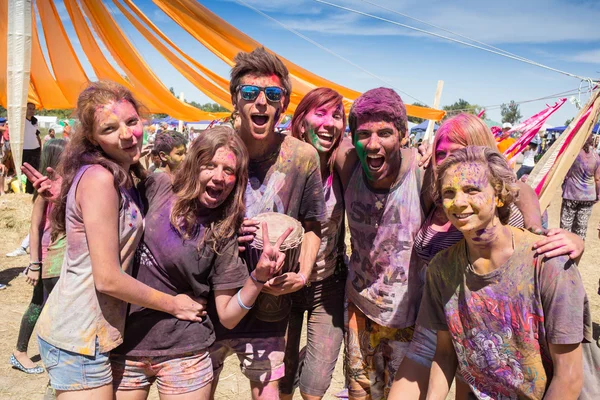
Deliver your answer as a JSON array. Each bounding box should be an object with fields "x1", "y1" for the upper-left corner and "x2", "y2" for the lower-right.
[{"x1": 38, "y1": 336, "x2": 113, "y2": 391}]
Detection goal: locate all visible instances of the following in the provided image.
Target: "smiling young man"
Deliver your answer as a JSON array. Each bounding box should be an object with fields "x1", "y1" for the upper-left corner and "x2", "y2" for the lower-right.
[
  {"x1": 335, "y1": 88, "x2": 429, "y2": 399},
  {"x1": 208, "y1": 47, "x2": 325, "y2": 400}
]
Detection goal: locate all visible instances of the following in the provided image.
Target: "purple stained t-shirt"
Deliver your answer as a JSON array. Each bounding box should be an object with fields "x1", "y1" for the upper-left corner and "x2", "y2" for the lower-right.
[
  {"x1": 417, "y1": 228, "x2": 591, "y2": 399},
  {"x1": 562, "y1": 149, "x2": 600, "y2": 201},
  {"x1": 116, "y1": 173, "x2": 248, "y2": 356}
]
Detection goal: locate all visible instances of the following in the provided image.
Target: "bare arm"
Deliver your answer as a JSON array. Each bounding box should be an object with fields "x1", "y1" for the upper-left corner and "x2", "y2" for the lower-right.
[
  {"x1": 79, "y1": 167, "x2": 204, "y2": 322},
  {"x1": 426, "y1": 331, "x2": 457, "y2": 400},
  {"x1": 543, "y1": 343, "x2": 583, "y2": 400},
  {"x1": 335, "y1": 136, "x2": 357, "y2": 191},
  {"x1": 514, "y1": 181, "x2": 543, "y2": 230}
]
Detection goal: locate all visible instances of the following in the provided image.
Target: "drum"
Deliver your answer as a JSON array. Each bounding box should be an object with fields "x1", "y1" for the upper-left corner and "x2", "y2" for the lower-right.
[{"x1": 246, "y1": 212, "x2": 304, "y2": 322}]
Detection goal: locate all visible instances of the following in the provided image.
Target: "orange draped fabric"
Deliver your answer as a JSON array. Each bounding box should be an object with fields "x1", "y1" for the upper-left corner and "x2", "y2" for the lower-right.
[
  {"x1": 112, "y1": 0, "x2": 233, "y2": 111},
  {"x1": 29, "y1": 11, "x2": 71, "y2": 109},
  {"x1": 36, "y1": 0, "x2": 89, "y2": 104},
  {"x1": 119, "y1": 0, "x2": 230, "y2": 92},
  {"x1": 77, "y1": 0, "x2": 210, "y2": 120},
  {"x1": 62, "y1": 0, "x2": 163, "y2": 113},
  {"x1": 2, "y1": 0, "x2": 444, "y2": 122},
  {"x1": 153, "y1": 0, "x2": 445, "y2": 120}
]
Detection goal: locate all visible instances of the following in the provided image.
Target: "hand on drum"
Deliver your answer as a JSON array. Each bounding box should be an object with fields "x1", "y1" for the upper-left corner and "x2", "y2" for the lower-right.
[
  {"x1": 21, "y1": 163, "x2": 62, "y2": 201},
  {"x1": 262, "y1": 272, "x2": 305, "y2": 296},
  {"x1": 254, "y1": 222, "x2": 293, "y2": 283},
  {"x1": 238, "y1": 218, "x2": 260, "y2": 252}
]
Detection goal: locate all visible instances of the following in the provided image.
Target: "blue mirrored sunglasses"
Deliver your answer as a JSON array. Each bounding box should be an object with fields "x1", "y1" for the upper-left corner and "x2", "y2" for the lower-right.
[{"x1": 237, "y1": 85, "x2": 285, "y2": 102}]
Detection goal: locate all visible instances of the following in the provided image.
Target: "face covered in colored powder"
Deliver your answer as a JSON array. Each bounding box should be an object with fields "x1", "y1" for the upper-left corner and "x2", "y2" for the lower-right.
[
  {"x1": 440, "y1": 162, "x2": 499, "y2": 235},
  {"x1": 233, "y1": 74, "x2": 287, "y2": 144},
  {"x1": 354, "y1": 119, "x2": 402, "y2": 189},
  {"x1": 92, "y1": 99, "x2": 143, "y2": 169},
  {"x1": 434, "y1": 134, "x2": 465, "y2": 166},
  {"x1": 301, "y1": 103, "x2": 344, "y2": 154},
  {"x1": 161, "y1": 144, "x2": 187, "y2": 172},
  {"x1": 198, "y1": 147, "x2": 238, "y2": 209}
]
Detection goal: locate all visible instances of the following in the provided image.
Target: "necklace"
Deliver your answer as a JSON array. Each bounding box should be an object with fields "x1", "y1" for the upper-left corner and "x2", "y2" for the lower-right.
[{"x1": 465, "y1": 228, "x2": 515, "y2": 274}]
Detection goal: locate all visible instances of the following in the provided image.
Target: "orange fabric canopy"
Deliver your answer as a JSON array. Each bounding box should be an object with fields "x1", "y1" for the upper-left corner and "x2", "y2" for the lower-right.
[{"x1": 1, "y1": 0, "x2": 445, "y2": 122}]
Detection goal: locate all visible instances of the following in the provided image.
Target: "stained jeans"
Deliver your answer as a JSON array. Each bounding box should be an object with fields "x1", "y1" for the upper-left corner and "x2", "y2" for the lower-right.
[{"x1": 280, "y1": 272, "x2": 345, "y2": 397}]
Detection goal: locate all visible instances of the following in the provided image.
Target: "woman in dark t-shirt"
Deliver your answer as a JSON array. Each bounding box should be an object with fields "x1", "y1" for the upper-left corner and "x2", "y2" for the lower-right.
[{"x1": 112, "y1": 126, "x2": 292, "y2": 399}]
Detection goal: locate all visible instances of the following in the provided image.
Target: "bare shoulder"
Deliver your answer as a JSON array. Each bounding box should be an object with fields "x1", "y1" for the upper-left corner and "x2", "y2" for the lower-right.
[{"x1": 77, "y1": 165, "x2": 118, "y2": 202}]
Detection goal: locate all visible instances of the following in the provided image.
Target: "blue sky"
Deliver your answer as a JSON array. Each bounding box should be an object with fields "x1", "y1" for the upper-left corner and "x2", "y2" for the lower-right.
[{"x1": 45, "y1": 0, "x2": 600, "y2": 126}]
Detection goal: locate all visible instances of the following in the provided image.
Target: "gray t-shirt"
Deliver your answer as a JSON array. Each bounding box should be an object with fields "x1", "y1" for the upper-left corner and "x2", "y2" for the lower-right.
[
  {"x1": 418, "y1": 228, "x2": 591, "y2": 399},
  {"x1": 562, "y1": 149, "x2": 600, "y2": 201}
]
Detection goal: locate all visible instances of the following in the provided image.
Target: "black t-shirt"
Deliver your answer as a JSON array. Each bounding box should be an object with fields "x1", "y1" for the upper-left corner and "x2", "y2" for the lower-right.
[
  {"x1": 116, "y1": 173, "x2": 248, "y2": 356},
  {"x1": 210, "y1": 134, "x2": 326, "y2": 339}
]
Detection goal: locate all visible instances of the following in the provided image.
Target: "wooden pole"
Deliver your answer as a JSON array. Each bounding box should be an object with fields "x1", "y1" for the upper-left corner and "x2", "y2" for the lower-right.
[
  {"x1": 178, "y1": 92, "x2": 185, "y2": 132},
  {"x1": 423, "y1": 80, "x2": 444, "y2": 144}
]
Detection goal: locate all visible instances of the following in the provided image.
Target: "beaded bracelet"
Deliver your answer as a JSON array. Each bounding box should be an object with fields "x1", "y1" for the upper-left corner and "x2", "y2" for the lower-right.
[{"x1": 237, "y1": 290, "x2": 253, "y2": 310}]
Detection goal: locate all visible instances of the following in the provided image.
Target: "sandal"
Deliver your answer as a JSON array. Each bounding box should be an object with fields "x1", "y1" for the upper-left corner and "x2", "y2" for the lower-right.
[{"x1": 10, "y1": 354, "x2": 44, "y2": 374}]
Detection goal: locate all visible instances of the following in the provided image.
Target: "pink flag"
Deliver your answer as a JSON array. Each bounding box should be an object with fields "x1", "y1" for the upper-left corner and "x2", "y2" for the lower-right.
[{"x1": 502, "y1": 98, "x2": 567, "y2": 158}]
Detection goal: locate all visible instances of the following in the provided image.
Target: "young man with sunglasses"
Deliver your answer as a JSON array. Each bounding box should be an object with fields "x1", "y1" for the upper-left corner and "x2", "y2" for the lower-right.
[{"x1": 208, "y1": 47, "x2": 325, "y2": 399}]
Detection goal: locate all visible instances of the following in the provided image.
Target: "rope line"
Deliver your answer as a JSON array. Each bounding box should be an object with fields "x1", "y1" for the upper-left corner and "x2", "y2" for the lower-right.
[
  {"x1": 314, "y1": 0, "x2": 594, "y2": 82},
  {"x1": 359, "y1": 0, "x2": 543, "y2": 67}
]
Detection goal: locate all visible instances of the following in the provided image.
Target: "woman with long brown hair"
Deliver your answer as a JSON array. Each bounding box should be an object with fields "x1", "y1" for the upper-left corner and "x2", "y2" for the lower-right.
[
  {"x1": 280, "y1": 87, "x2": 347, "y2": 400},
  {"x1": 111, "y1": 125, "x2": 291, "y2": 399},
  {"x1": 33, "y1": 81, "x2": 206, "y2": 400}
]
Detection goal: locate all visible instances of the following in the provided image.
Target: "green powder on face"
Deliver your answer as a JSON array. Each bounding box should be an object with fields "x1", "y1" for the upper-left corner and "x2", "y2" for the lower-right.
[{"x1": 354, "y1": 140, "x2": 372, "y2": 180}]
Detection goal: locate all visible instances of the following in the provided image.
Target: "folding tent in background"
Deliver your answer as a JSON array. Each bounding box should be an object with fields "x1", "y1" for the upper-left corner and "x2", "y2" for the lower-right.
[{"x1": 1, "y1": 0, "x2": 447, "y2": 178}]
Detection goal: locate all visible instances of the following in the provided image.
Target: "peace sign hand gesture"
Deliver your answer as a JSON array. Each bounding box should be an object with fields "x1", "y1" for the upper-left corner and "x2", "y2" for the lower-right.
[
  {"x1": 21, "y1": 163, "x2": 62, "y2": 201},
  {"x1": 253, "y1": 222, "x2": 293, "y2": 283}
]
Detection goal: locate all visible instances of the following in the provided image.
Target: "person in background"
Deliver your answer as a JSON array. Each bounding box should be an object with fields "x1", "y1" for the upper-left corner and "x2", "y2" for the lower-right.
[
  {"x1": 23, "y1": 102, "x2": 42, "y2": 194},
  {"x1": 516, "y1": 141, "x2": 537, "y2": 179},
  {"x1": 153, "y1": 130, "x2": 188, "y2": 176},
  {"x1": 497, "y1": 122, "x2": 515, "y2": 155},
  {"x1": 43, "y1": 128, "x2": 56, "y2": 146},
  {"x1": 147, "y1": 149, "x2": 162, "y2": 174},
  {"x1": 417, "y1": 146, "x2": 588, "y2": 400},
  {"x1": 10, "y1": 139, "x2": 67, "y2": 374},
  {"x1": 561, "y1": 134, "x2": 600, "y2": 240},
  {"x1": 62, "y1": 121, "x2": 71, "y2": 140}
]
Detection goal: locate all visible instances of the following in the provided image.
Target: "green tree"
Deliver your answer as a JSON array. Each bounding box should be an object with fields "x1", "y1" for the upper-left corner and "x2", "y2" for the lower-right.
[
  {"x1": 565, "y1": 117, "x2": 574, "y2": 126},
  {"x1": 442, "y1": 99, "x2": 485, "y2": 120},
  {"x1": 0, "y1": 104, "x2": 6, "y2": 117},
  {"x1": 37, "y1": 109, "x2": 74, "y2": 119},
  {"x1": 500, "y1": 101, "x2": 522, "y2": 124}
]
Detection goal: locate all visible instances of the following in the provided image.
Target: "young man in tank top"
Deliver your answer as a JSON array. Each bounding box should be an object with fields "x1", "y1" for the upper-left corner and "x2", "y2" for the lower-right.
[
  {"x1": 335, "y1": 87, "x2": 431, "y2": 399},
  {"x1": 208, "y1": 47, "x2": 325, "y2": 399}
]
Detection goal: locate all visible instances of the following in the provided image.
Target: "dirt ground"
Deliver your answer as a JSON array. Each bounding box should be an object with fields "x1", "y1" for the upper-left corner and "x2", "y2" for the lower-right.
[{"x1": 1, "y1": 187, "x2": 599, "y2": 399}]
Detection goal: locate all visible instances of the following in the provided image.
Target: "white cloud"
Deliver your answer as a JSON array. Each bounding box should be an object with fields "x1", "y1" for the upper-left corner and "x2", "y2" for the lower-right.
[{"x1": 568, "y1": 50, "x2": 600, "y2": 65}]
